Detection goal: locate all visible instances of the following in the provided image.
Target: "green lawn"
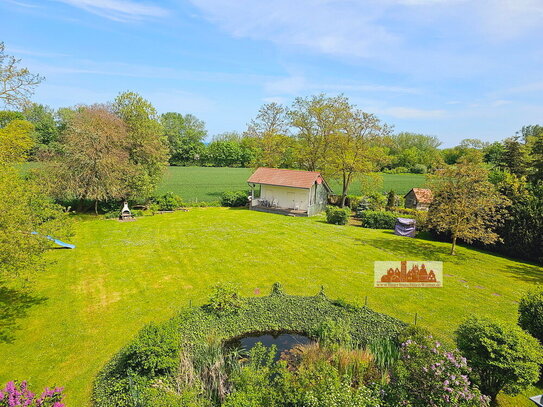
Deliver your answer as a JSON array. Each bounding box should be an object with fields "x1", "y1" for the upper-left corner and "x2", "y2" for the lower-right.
[
  {"x1": 0, "y1": 208, "x2": 541, "y2": 405},
  {"x1": 158, "y1": 166, "x2": 427, "y2": 201}
]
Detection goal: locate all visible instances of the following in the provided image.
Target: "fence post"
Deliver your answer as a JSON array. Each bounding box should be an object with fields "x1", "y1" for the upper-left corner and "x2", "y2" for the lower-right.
[
  {"x1": 364, "y1": 296, "x2": 368, "y2": 306},
  {"x1": 414, "y1": 312, "x2": 418, "y2": 326}
]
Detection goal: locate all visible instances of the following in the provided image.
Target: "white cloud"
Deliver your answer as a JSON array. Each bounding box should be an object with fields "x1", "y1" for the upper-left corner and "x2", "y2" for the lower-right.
[{"x1": 54, "y1": 0, "x2": 168, "y2": 21}]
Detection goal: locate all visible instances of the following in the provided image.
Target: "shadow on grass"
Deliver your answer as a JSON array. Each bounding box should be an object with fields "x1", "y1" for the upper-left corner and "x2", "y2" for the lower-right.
[
  {"x1": 359, "y1": 231, "x2": 543, "y2": 285},
  {"x1": 0, "y1": 285, "x2": 47, "y2": 344}
]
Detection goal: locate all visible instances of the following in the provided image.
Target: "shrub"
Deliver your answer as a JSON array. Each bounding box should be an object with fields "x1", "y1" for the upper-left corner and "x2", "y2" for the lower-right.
[
  {"x1": 207, "y1": 282, "x2": 245, "y2": 314},
  {"x1": 387, "y1": 335, "x2": 489, "y2": 406},
  {"x1": 345, "y1": 195, "x2": 362, "y2": 210},
  {"x1": 411, "y1": 164, "x2": 428, "y2": 174},
  {"x1": 359, "y1": 210, "x2": 396, "y2": 229},
  {"x1": 518, "y1": 286, "x2": 543, "y2": 342},
  {"x1": 455, "y1": 316, "x2": 543, "y2": 401},
  {"x1": 363, "y1": 192, "x2": 387, "y2": 211},
  {"x1": 0, "y1": 381, "x2": 65, "y2": 406},
  {"x1": 325, "y1": 206, "x2": 351, "y2": 225},
  {"x1": 220, "y1": 191, "x2": 249, "y2": 207},
  {"x1": 313, "y1": 318, "x2": 352, "y2": 349},
  {"x1": 124, "y1": 322, "x2": 181, "y2": 377},
  {"x1": 153, "y1": 192, "x2": 183, "y2": 211}
]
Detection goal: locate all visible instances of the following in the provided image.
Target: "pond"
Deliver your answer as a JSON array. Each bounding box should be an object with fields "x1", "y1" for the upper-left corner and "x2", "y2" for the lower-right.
[{"x1": 225, "y1": 331, "x2": 313, "y2": 361}]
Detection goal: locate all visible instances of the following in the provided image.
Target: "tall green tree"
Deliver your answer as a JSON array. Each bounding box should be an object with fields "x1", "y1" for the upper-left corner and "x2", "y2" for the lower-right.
[
  {"x1": 427, "y1": 156, "x2": 510, "y2": 255},
  {"x1": 54, "y1": 105, "x2": 133, "y2": 213},
  {"x1": 23, "y1": 103, "x2": 59, "y2": 145},
  {"x1": 0, "y1": 116, "x2": 69, "y2": 279},
  {"x1": 160, "y1": 112, "x2": 206, "y2": 165},
  {"x1": 328, "y1": 108, "x2": 390, "y2": 207},
  {"x1": 244, "y1": 102, "x2": 294, "y2": 168},
  {"x1": 289, "y1": 94, "x2": 350, "y2": 171},
  {"x1": 112, "y1": 91, "x2": 168, "y2": 199}
]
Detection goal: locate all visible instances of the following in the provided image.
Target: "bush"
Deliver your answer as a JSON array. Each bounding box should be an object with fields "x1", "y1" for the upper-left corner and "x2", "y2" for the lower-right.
[
  {"x1": 359, "y1": 210, "x2": 396, "y2": 229},
  {"x1": 387, "y1": 335, "x2": 489, "y2": 406},
  {"x1": 153, "y1": 192, "x2": 183, "y2": 211},
  {"x1": 345, "y1": 195, "x2": 362, "y2": 210},
  {"x1": 362, "y1": 192, "x2": 387, "y2": 211},
  {"x1": 0, "y1": 381, "x2": 65, "y2": 406},
  {"x1": 518, "y1": 287, "x2": 543, "y2": 342},
  {"x1": 325, "y1": 206, "x2": 351, "y2": 225},
  {"x1": 220, "y1": 191, "x2": 249, "y2": 207},
  {"x1": 411, "y1": 164, "x2": 428, "y2": 174},
  {"x1": 455, "y1": 316, "x2": 543, "y2": 401},
  {"x1": 207, "y1": 282, "x2": 245, "y2": 314},
  {"x1": 313, "y1": 318, "x2": 352, "y2": 349}
]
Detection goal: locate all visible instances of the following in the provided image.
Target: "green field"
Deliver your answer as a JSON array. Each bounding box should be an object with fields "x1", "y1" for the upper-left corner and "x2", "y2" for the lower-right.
[
  {"x1": 158, "y1": 166, "x2": 427, "y2": 201},
  {"x1": 18, "y1": 163, "x2": 427, "y2": 202},
  {"x1": 1, "y1": 208, "x2": 541, "y2": 405}
]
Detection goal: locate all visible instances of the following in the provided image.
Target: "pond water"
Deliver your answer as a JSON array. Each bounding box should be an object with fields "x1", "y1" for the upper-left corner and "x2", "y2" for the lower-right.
[{"x1": 225, "y1": 331, "x2": 313, "y2": 361}]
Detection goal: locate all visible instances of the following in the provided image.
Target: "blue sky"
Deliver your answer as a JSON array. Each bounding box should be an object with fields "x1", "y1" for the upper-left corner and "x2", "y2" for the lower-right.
[{"x1": 1, "y1": 0, "x2": 542, "y2": 146}]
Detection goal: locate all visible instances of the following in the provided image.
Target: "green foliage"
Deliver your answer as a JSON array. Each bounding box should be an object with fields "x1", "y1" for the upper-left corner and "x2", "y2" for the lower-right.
[
  {"x1": 94, "y1": 287, "x2": 405, "y2": 406},
  {"x1": 270, "y1": 282, "x2": 285, "y2": 296},
  {"x1": 518, "y1": 286, "x2": 543, "y2": 343},
  {"x1": 0, "y1": 166, "x2": 71, "y2": 279},
  {"x1": 207, "y1": 283, "x2": 245, "y2": 314},
  {"x1": 455, "y1": 316, "x2": 543, "y2": 400},
  {"x1": 325, "y1": 206, "x2": 351, "y2": 225},
  {"x1": 124, "y1": 322, "x2": 181, "y2": 377},
  {"x1": 160, "y1": 112, "x2": 206, "y2": 166},
  {"x1": 359, "y1": 210, "x2": 396, "y2": 229},
  {"x1": 153, "y1": 192, "x2": 183, "y2": 211},
  {"x1": 388, "y1": 334, "x2": 489, "y2": 406},
  {"x1": 313, "y1": 318, "x2": 352, "y2": 349},
  {"x1": 220, "y1": 191, "x2": 249, "y2": 207},
  {"x1": 360, "y1": 192, "x2": 387, "y2": 211},
  {"x1": 411, "y1": 163, "x2": 427, "y2": 174}
]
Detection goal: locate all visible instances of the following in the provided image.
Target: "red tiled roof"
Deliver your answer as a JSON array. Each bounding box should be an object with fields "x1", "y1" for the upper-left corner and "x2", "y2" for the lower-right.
[
  {"x1": 408, "y1": 188, "x2": 433, "y2": 204},
  {"x1": 247, "y1": 167, "x2": 328, "y2": 189}
]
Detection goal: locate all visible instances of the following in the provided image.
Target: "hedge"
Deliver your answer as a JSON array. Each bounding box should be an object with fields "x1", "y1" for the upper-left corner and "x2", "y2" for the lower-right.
[
  {"x1": 220, "y1": 191, "x2": 249, "y2": 207},
  {"x1": 359, "y1": 210, "x2": 397, "y2": 229},
  {"x1": 93, "y1": 286, "x2": 406, "y2": 406},
  {"x1": 325, "y1": 206, "x2": 351, "y2": 225}
]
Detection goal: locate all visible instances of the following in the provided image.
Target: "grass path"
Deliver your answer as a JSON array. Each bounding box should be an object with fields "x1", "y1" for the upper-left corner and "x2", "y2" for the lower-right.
[{"x1": 0, "y1": 208, "x2": 541, "y2": 405}]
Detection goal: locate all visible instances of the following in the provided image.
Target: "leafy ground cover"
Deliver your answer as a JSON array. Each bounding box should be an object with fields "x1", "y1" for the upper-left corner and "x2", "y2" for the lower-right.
[
  {"x1": 93, "y1": 290, "x2": 405, "y2": 405},
  {"x1": 0, "y1": 208, "x2": 541, "y2": 405}
]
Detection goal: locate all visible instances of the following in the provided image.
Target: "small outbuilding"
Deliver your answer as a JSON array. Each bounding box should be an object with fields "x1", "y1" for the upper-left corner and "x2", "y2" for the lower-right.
[
  {"x1": 247, "y1": 167, "x2": 332, "y2": 216},
  {"x1": 404, "y1": 188, "x2": 433, "y2": 211}
]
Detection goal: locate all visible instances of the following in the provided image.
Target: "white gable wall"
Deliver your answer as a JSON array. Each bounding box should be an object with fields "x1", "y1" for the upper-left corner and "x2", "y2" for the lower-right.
[{"x1": 260, "y1": 185, "x2": 310, "y2": 210}]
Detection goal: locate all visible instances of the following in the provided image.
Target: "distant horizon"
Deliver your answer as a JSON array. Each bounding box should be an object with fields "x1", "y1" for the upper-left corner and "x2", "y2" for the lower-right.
[{"x1": 1, "y1": 0, "x2": 542, "y2": 148}]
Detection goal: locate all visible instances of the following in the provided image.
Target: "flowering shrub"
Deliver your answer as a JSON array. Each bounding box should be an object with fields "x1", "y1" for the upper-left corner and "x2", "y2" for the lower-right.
[
  {"x1": 387, "y1": 336, "x2": 489, "y2": 407},
  {"x1": 0, "y1": 381, "x2": 64, "y2": 407}
]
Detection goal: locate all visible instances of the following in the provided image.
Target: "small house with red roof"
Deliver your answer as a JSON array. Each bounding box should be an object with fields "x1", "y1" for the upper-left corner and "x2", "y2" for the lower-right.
[
  {"x1": 404, "y1": 188, "x2": 433, "y2": 211},
  {"x1": 247, "y1": 167, "x2": 332, "y2": 216}
]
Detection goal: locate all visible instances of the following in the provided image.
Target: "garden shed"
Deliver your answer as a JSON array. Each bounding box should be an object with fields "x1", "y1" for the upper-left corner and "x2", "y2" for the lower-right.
[
  {"x1": 404, "y1": 188, "x2": 433, "y2": 211},
  {"x1": 247, "y1": 167, "x2": 332, "y2": 216}
]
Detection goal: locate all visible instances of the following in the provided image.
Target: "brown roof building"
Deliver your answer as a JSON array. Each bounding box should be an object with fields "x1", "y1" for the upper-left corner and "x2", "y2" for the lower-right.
[
  {"x1": 247, "y1": 167, "x2": 331, "y2": 216},
  {"x1": 404, "y1": 188, "x2": 433, "y2": 211}
]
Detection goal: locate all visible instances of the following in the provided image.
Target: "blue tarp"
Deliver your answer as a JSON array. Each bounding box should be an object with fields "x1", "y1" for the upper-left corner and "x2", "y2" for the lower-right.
[
  {"x1": 394, "y1": 217, "x2": 416, "y2": 238},
  {"x1": 31, "y1": 232, "x2": 75, "y2": 249}
]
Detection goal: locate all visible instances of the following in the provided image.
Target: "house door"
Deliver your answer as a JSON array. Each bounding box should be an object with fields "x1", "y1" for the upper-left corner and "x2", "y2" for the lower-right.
[{"x1": 287, "y1": 192, "x2": 295, "y2": 209}]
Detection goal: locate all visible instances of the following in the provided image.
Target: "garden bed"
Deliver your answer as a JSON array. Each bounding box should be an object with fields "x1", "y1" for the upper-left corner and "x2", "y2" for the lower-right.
[{"x1": 92, "y1": 285, "x2": 405, "y2": 406}]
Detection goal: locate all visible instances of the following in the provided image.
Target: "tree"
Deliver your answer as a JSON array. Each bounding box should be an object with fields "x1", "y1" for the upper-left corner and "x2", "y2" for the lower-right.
[
  {"x1": 501, "y1": 136, "x2": 530, "y2": 177},
  {"x1": 328, "y1": 108, "x2": 390, "y2": 207},
  {"x1": 54, "y1": 105, "x2": 132, "y2": 213},
  {"x1": 0, "y1": 110, "x2": 24, "y2": 127},
  {"x1": 518, "y1": 287, "x2": 543, "y2": 343},
  {"x1": 205, "y1": 139, "x2": 244, "y2": 167},
  {"x1": 456, "y1": 317, "x2": 542, "y2": 401},
  {"x1": 289, "y1": 94, "x2": 350, "y2": 171},
  {"x1": 427, "y1": 156, "x2": 510, "y2": 255},
  {"x1": 0, "y1": 119, "x2": 34, "y2": 163},
  {"x1": 385, "y1": 132, "x2": 443, "y2": 170},
  {"x1": 244, "y1": 103, "x2": 294, "y2": 168},
  {"x1": 112, "y1": 91, "x2": 168, "y2": 199},
  {"x1": 0, "y1": 165, "x2": 70, "y2": 279},
  {"x1": 160, "y1": 112, "x2": 206, "y2": 165},
  {"x1": 22, "y1": 103, "x2": 59, "y2": 145},
  {"x1": 0, "y1": 42, "x2": 44, "y2": 108}
]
